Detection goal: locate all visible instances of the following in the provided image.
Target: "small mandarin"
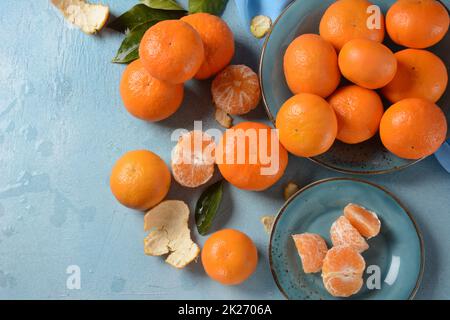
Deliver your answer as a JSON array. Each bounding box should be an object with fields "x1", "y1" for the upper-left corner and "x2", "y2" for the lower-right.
[
  {"x1": 216, "y1": 122, "x2": 288, "y2": 191},
  {"x1": 139, "y1": 20, "x2": 205, "y2": 84},
  {"x1": 276, "y1": 93, "x2": 338, "y2": 157},
  {"x1": 328, "y1": 85, "x2": 384, "y2": 144},
  {"x1": 119, "y1": 59, "x2": 184, "y2": 122},
  {"x1": 181, "y1": 13, "x2": 235, "y2": 79},
  {"x1": 284, "y1": 34, "x2": 340, "y2": 98},
  {"x1": 379, "y1": 98, "x2": 447, "y2": 160},
  {"x1": 171, "y1": 131, "x2": 215, "y2": 188},
  {"x1": 211, "y1": 65, "x2": 261, "y2": 115},
  {"x1": 319, "y1": 0, "x2": 385, "y2": 51},
  {"x1": 202, "y1": 229, "x2": 258, "y2": 285},
  {"x1": 386, "y1": 0, "x2": 449, "y2": 49},
  {"x1": 381, "y1": 49, "x2": 448, "y2": 103},
  {"x1": 338, "y1": 39, "x2": 397, "y2": 89},
  {"x1": 110, "y1": 150, "x2": 171, "y2": 211}
]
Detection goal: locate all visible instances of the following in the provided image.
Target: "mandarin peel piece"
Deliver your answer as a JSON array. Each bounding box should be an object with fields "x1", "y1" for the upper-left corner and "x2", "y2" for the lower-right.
[
  {"x1": 51, "y1": 0, "x2": 109, "y2": 34},
  {"x1": 144, "y1": 200, "x2": 200, "y2": 269},
  {"x1": 260, "y1": 215, "x2": 275, "y2": 234}
]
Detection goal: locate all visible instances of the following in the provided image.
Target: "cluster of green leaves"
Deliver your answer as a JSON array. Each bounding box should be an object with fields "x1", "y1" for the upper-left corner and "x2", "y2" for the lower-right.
[{"x1": 109, "y1": 0, "x2": 229, "y2": 64}]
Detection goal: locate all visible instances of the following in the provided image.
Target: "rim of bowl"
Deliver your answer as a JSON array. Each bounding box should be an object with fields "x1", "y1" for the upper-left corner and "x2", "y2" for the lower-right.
[
  {"x1": 258, "y1": 1, "x2": 423, "y2": 175},
  {"x1": 268, "y1": 177, "x2": 425, "y2": 300}
]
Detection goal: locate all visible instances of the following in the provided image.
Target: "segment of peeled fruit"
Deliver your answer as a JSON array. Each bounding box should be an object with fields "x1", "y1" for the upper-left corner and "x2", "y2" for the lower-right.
[
  {"x1": 322, "y1": 246, "x2": 366, "y2": 298},
  {"x1": 292, "y1": 233, "x2": 328, "y2": 273},
  {"x1": 344, "y1": 203, "x2": 381, "y2": 239},
  {"x1": 330, "y1": 216, "x2": 369, "y2": 253}
]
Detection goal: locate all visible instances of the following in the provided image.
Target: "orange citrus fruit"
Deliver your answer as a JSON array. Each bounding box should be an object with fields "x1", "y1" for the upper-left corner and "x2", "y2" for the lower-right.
[
  {"x1": 330, "y1": 216, "x2": 369, "y2": 253},
  {"x1": 216, "y1": 122, "x2": 288, "y2": 191},
  {"x1": 110, "y1": 150, "x2": 171, "y2": 211},
  {"x1": 171, "y1": 130, "x2": 215, "y2": 188},
  {"x1": 338, "y1": 39, "x2": 397, "y2": 89},
  {"x1": 381, "y1": 49, "x2": 448, "y2": 103},
  {"x1": 386, "y1": 0, "x2": 449, "y2": 49},
  {"x1": 283, "y1": 34, "x2": 340, "y2": 98},
  {"x1": 380, "y1": 98, "x2": 447, "y2": 159},
  {"x1": 319, "y1": 0, "x2": 385, "y2": 51},
  {"x1": 344, "y1": 203, "x2": 381, "y2": 239},
  {"x1": 322, "y1": 246, "x2": 366, "y2": 297},
  {"x1": 276, "y1": 93, "x2": 338, "y2": 157},
  {"x1": 202, "y1": 229, "x2": 258, "y2": 285},
  {"x1": 328, "y1": 85, "x2": 384, "y2": 144},
  {"x1": 211, "y1": 65, "x2": 261, "y2": 115},
  {"x1": 139, "y1": 20, "x2": 205, "y2": 84},
  {"x1": 119, "y1": 59, "x2": 184, "y2": 122},
  {"x1": 181, "y1": 13, "x2": 235, "y2": 79},
  {"x1": 292, "y1": 233, "x2": 328, "y2": 274}
]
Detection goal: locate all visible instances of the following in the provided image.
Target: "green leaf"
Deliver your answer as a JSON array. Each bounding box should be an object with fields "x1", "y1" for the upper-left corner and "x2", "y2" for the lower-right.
[
  {"x1": 195, "y1": 180, "x2": 224, "y2": 236},
  {"x1": 140, "y1": 0, "x2": 185, "y2": 11},
  {"x1": 108, "y1": 4, "x2": 185, "y2": 33},
  {"x1": 188, "y1": 0, "x2": 229, "y2": 15},
  {"x1": 112, "y1": 20, "x2": 157, "y2": 64}
]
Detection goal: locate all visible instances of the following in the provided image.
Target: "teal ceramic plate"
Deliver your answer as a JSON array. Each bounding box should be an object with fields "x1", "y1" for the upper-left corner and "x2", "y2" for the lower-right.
[
  {"x1": 269, "y1": 178, "x2": 424, "y2": 300},
  {"x1": 259, "y1": 0, "x2": 450, "y2": 174}
]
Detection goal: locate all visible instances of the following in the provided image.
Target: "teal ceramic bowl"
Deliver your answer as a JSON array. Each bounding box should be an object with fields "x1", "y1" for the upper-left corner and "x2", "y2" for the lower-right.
[
  {"x1": 269, "y1": 178, "x2": 424, "y2": 300},
  {"x1": 259, "y1": 0, "x2": 450, "y2": 174}
]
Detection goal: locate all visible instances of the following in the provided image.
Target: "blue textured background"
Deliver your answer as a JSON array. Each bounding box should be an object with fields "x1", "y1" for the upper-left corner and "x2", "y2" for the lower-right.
[{"x1": 0, "y1": 0, "x2": 449, "y2": 299}]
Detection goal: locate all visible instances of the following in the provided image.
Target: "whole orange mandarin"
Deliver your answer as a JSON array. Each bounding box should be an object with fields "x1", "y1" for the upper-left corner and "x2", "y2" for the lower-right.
[
  {"x1": 381, "y1": 49, "x2": 448, "y2": 103},
  {"x1": 119, "y1": 59, "x2": 184, "y2": 122},
  {"x1": 386, "y1": 0, "x2": 449, "y2": 49},
  {"x1": 338, "y1": 39, "x2": 397, "y2": 89},
  {"x1": 202, "y1": 229, "x2": 258, "y2": 285},
  {"x1": 216, "y1": 122, "x2": 288, "y2": 191},
  {"x1": 319, "y1": 0, "x2": 385, "y2": 51},
  {"x1": 380, "y1": 98, "x2": 447, "y2": 159},
  {"x1": 110, "y1": 150, "x2": 171, "y2": 211},
  {"x1": 139, "y1": 20, "x2": 204, "y2": 84},
  {"x1": 276, "y1": 93, "x2": 338, "y2": 157},
  {"x1": 283, "y1": 34, "x2": 340, "y2": 98},
  {"x1": 181, "y1": 13, "x2": 235, "y2": 79},
  {"x1": 328, "y1": 85, "x2": 384, "y2": 144}
]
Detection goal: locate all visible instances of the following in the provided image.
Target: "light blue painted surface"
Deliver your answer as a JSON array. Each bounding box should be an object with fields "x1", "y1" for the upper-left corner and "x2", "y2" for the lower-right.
[{"x1": 0, "y1": 0, "x2": 449, "y2": 300}]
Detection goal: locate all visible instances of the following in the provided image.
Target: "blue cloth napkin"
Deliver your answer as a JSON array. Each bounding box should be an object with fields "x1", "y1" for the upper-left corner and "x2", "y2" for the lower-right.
[{"x1": 234, "y1": 0, "x2": 291, "y2": 32}]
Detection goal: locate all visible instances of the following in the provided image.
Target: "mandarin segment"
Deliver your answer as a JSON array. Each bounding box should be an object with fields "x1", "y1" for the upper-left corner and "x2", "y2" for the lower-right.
[
  {"x1": 322, "y1": 246, "x2": 366, "y2": 297},
  {"x1": 381, "y1": 49, "x2": 448, "y2": 103},
  {"x1": 171, "y1": 131, "x2": 216, "y2": 188},
  {"x1": 386, "y1": 0, "x2": 449, "y2": 49},
  {"x1": 276, "y1": 93, "x2": 338, "y2": 157},
  {"x1": 379, "y1": 98, "x2": 447, "y2": 159},
  {"x1": 344, "y1": 203, "x2": 381, "y2": 239},
  {"x1": 139, "y1": 20, "x2": 205, "y2": 84},
  {"x1": 181, "y1": 13, "x2": 235, "y2": 79},
  {"x1": 216, "y1": 122, "x2": 288, "y2": 191},
  {"x1": 119, "y1": 59, "x2": 184, "y2": 122},
  {"x1": 319, "y1": 0, "x2": 385, "y2": 51},
  {"x1": 292, "y1": 233, "x2": 328, "y2": 273},
  {"x1": 201, "y1": 229, "x2": 258, "y2": 285},
  {"x1": 211, "y1": 65, "x2": 261, "y2": 115},
  {"x1": 283, "y1": 34, "x2": 340, "y2": 98},
  {"x1": 328, "y1": 85, "x2": 384, "y2": 144},
  {"x1": 330, "y1": 216, "x2": 369, "y2": 252}
]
